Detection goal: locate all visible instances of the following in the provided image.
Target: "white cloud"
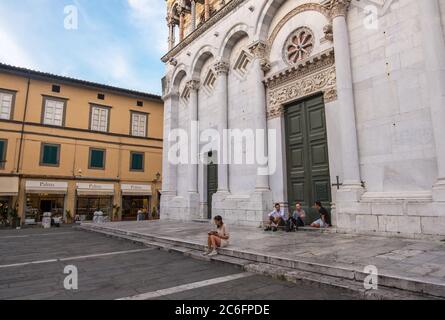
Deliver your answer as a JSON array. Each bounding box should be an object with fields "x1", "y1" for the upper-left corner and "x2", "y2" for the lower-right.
[
  {"x1": 127, "y1": 0, "x2": 168, "y2": 54},
  {"x1": 0, "y1": 27, "x2": 37, "y2": 69}
]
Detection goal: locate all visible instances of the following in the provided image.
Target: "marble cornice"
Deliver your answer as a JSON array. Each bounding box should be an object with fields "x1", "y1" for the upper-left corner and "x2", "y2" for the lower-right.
[{"x1": 265, "y1": 48, "x2": 335, "y2": 89}]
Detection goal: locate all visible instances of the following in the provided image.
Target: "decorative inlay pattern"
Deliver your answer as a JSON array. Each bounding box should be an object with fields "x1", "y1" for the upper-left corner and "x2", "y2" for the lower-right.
[
  {"x1": 265, "y1": 48, "x2": 337, "y2": 119},
  {"x1": 267, "y1": 3, "x2": 331, "y2": 50},
  {"x1": 284, "y1": 27, "x2": 315, "y2": 65}
]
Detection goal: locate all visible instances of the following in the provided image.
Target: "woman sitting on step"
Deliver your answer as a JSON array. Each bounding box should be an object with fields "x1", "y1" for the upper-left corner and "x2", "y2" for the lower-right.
[{"x1": 204, "y1": 215, "x2": 230, "y2": 257}]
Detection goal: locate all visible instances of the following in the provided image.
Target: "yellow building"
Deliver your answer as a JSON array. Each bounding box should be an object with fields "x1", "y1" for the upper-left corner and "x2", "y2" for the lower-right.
[{"x1": 0, "y1": 63, "x2": 164, "y2": 224}]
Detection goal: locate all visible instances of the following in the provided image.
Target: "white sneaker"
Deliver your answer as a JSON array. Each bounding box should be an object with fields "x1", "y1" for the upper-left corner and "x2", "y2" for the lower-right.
[
  {"x1": 207, "y1": 250, "x2": 218, "y2": 257},
  {"x1": 203, "y1": 249, "x2": 212, "y2": 256}
]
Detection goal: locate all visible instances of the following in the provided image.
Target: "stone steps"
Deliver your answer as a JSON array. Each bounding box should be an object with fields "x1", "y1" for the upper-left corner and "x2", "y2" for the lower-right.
[{"x1": 79, "y1": 224, "x2": 444, "y2": 299}]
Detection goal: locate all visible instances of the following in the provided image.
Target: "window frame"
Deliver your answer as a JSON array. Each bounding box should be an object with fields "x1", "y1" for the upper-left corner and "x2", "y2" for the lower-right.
[
  {"x1": 0, "y1": 139, "x2": 8, "y2": 170},
  {"x1": 0, "y1": 88, "x2": 17, "y2": 121},
  {"x1": 89, "y1": 104, "x2": 111, "y2": 133},
  {"x1": 130, "y1": 151, "x2": 145, "y2": 172},
  {"x1": 88, "y1": 148, "x2": 106, "y2": 170},
  {"x1": 130, "y1": 111, "x2": 149, "y2": 138},
  {"x1": 41, "y1": 95, "x2": 68, "y2": 127},
  {"x1": 39, "y1": 143, "x2": 61, "y2": 167}
]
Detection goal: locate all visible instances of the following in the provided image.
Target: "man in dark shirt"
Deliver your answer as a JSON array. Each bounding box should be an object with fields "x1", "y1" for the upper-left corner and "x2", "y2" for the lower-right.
[{"x1": 310, "y1": 201, "x2": 331, "y2": 228}]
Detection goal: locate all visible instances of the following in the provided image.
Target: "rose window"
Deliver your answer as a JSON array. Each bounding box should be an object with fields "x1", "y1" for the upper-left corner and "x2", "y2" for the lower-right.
[{"x1": 285, "y1": 27, "x2": 314, "y2": 64}]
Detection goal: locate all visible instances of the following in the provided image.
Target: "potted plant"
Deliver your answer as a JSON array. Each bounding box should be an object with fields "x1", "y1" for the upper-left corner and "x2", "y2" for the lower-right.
[
  {"x1": 152, "y1": 207, "x2": 158, "y2": 220},
  {"x1": 9, "y1": 203, "x2": 20, "y2": 229},
  {"x1": 112, "y1": 204, "x2": 121, "y2": 222},
  {"x1": 65, "y1": 209, "x2": 72, "y2": 224},
  {"x1": 0, "y1": 203, "x2": 9, "y2": 227}
]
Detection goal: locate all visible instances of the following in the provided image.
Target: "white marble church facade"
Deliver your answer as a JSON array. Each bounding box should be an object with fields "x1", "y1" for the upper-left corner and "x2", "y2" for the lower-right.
[{"x1": 161, "y1": 0, "x2": 445, "y2": 237}]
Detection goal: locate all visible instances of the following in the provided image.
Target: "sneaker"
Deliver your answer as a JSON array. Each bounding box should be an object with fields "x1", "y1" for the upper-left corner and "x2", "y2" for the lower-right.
[
  {"x1": 207, "y1": 250, "x2": 218, "y2": 257},
  {"x1": 203, "y1": 249, "x2": 212, "y2": 256},
  {"x1": 264, "y1": 226, "x2": 271, "y2": 231},
  {"x1": 272, "y1": 227, "x2": 278, "y2": 232}
]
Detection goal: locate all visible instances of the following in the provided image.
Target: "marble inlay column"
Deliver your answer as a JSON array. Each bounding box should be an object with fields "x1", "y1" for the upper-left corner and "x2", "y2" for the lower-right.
[
  {"x1": 249, "y1": 41, "x2": 271, "y2": 191},
  {"x1": 330, "y1": 0, "x2": 362, "y2": 188},
  {"x1": 213, "y1": 61, "x2": 230, "y2": 193},
  {"x1": 420, "y1": 0, "x2": 445, "y2": 201},
  {"x1": 204, "y1": 0, "x2": 210, "y2": 21},
  {"x1": 186, "y1": 80, "x2": 200, "y2": 194},
  {"x1": 179, "y1": 12, "x2": 185, "y2": 42},
  {"x1": 191, "y1": 0, "x2": 197, "y2": 31}
]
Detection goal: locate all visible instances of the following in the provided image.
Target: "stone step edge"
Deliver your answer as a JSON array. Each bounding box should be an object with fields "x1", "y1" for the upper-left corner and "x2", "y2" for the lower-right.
[
  {"x1": 79, "y1": 225, "x2": 435, "y2": 300},
  {"x1": 79, "y1": 224, "x2": 445, "y2": 298}
]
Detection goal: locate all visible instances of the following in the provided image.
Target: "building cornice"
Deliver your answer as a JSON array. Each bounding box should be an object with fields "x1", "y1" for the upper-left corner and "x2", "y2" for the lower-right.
[{"x1": 161, "y1": 0, "x2": 247, "y2": 63}]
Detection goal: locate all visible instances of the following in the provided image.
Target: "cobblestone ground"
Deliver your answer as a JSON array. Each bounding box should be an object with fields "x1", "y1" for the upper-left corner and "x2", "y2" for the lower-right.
[{"x1": 0, "y1": 226, "x2": 358, "y2": 300}]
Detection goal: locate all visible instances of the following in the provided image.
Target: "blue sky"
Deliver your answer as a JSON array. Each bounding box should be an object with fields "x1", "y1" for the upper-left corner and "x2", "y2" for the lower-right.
[{"x1": 0, "y1": 0, "x2": 167, "y2": 95}]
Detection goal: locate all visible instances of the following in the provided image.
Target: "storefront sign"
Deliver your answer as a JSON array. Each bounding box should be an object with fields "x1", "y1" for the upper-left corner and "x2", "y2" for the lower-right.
[
  {"x1": 121, "y1": 184, "x2": 152, "y2": 195},
  {"x1": 76, "y1": 183, "x2": 115, "y2": 195},
  {"x1": 26, "y1": 180, "x2": 68, "y2": 194},
  {"x1": 0, "y1": 177, "x2": 19, "y2": 196}
]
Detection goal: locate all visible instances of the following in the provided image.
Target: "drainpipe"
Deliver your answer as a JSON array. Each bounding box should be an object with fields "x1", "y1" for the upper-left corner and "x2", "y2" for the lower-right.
[
  {"x1": 16, "y1": 75, "x2": 31, "y2": 173},
  {"x1": 15, "y1": 75, "x2": 31, "y2": 225}
]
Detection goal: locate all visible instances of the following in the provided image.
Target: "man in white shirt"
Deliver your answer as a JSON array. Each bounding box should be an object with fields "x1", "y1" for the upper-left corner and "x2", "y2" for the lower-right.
[{"x1": 264, "y1": 203, "x2": 286, "y2": 232}]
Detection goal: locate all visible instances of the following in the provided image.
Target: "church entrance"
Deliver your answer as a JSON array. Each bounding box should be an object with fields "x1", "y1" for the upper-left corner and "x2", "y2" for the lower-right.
[
  {"x1": 207, "y1": 159, "x2": 218, "y2": 220},
  {"x1": 284, "y1": 94, "x2": 332, "y2": 224}
]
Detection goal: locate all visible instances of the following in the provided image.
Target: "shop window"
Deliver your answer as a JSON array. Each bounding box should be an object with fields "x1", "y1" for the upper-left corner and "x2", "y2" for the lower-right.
[
  {"x1": 42, "y1": 97, "x2": 66, "y2": 127},
  {"x1": 40, "y1": 143, "x2": 60, "y2": 166},
  {"x1": 89, "y1": 148, "x2": 106, "y2": 170},
  {"x1": 0, "y1": 139, "x2": 7, "y2": 169},
  {"x1": 130, "y1": 152, "x2": 144, "y2": 171}
]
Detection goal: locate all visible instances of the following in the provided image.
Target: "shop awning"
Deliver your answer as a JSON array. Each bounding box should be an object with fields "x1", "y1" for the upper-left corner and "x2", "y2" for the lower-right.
[
  {"x1": 0, "y1": 177, "x2": 19, "y2": 196},
  {"x1": 121, "y1": 184, "x2": 152, "y2": 196},
  {"x1": 26, "y1": 180, "x2": 68, "y2": 194},
  {"x1": 76, "y1": 183, "x2": 115, "y2": 196}
]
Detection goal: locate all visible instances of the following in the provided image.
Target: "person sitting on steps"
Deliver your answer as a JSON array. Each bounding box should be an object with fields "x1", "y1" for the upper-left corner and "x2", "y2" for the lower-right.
[
  {"x1": 204, "y1": 215, "x2": 230, "y2": 257},
  {"x1": 287, "y1": 202, "x2": 306, "y2": 232},
  {"x1": 265, "y1": 203, "x2": 286, "y2": 232},
  {"x1": 311, "y1": 201, "x2": 331, "y2": 229}
]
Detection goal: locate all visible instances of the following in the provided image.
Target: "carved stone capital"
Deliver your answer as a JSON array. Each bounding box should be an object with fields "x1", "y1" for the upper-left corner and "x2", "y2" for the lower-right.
[
  {"x1": 326, "y1": 0, "x2": 351, "y2": 18},
  {"x1": 212, "y1": 61, "x2": 230, "y2": 76},
  {"x1": 248, "y1": 41, "x2": 269, "y2": 60},
  {"x1": 248, "y1": 41, "x2": 271, "y2": 73},
  {"x1": 186, "y1": 79, "x2": 200, "y2": 91},
  {"x1": 323, "y1": 24, "x2": 333, "y2": 41}
]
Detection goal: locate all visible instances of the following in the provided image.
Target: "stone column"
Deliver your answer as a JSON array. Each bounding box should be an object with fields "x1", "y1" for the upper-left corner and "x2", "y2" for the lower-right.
[
  {"x1": 161, "y1": 93, "x2": 178, "y2": 197},
  {"x1": 167, "y1": 20, "x2": 176, "y2": 51},
  {"x1": 213, "y1": 61, "x2": 230, "y2": 193},
  {"x1": 420, "y1": 0, "x2": 445, "y2": 201},
  {"x1": 204, "y1": 0, "x2": 210, "y2": 21},
  {"x1": 331, "y1": 0, "x2": 363, "y2": 198},
  {"x1": 191, "y1": 0, "x2": 197, "y2": 31},
  {"x1": 187, "y1": 80, "x2": 200, "y2": 194},
  {"x1": 179, "y1": 12, "x2": 185, "y2": 42},
  {"x1": 249, "y1": 41, "x2": 271, "y2": 191}
]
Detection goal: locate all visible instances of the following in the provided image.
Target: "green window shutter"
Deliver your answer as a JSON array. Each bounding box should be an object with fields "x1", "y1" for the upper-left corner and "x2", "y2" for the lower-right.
[
  {"x1": 131, "y1": 153, "x2": 143, "y2": 171},
  {"x1": 42, "y1": 145, "x2": 59, "y2": 165},
  {"x1": 90, "y1": 149, "x2": 105, "y2": 168},
  {"x1": 0, "y1": 140, "x2": 5, "y2": 164}
]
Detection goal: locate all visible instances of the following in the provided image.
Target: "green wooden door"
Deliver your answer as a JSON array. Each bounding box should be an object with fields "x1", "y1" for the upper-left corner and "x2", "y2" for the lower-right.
[
  {"x1": 285, "y1": 95, "x2": 331, "y2": 223},
  {"x1": 207, "y1": 162, "x2": 218, "y2": 219}
]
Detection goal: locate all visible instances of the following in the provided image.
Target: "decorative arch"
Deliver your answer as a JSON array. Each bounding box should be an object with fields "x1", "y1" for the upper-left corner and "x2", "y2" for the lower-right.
[
  {"x1": 219, "y1": 23, "x2": 251, "y2": 61},
  {"x1": 191, "y1": 45, "x2": 216, "y2": 79},
  {"x1": 255, "y1": 1, "x2": 330, "y2": 42},
  {"x1": 171, "y1": 64, "x2": 187, "y2": 95}
]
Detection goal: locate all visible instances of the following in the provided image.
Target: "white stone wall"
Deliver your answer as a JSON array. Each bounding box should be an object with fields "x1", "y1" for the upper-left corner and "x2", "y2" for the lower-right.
[{"x1": 161, "y1": 0, "x2": 445, "y2": 236}]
